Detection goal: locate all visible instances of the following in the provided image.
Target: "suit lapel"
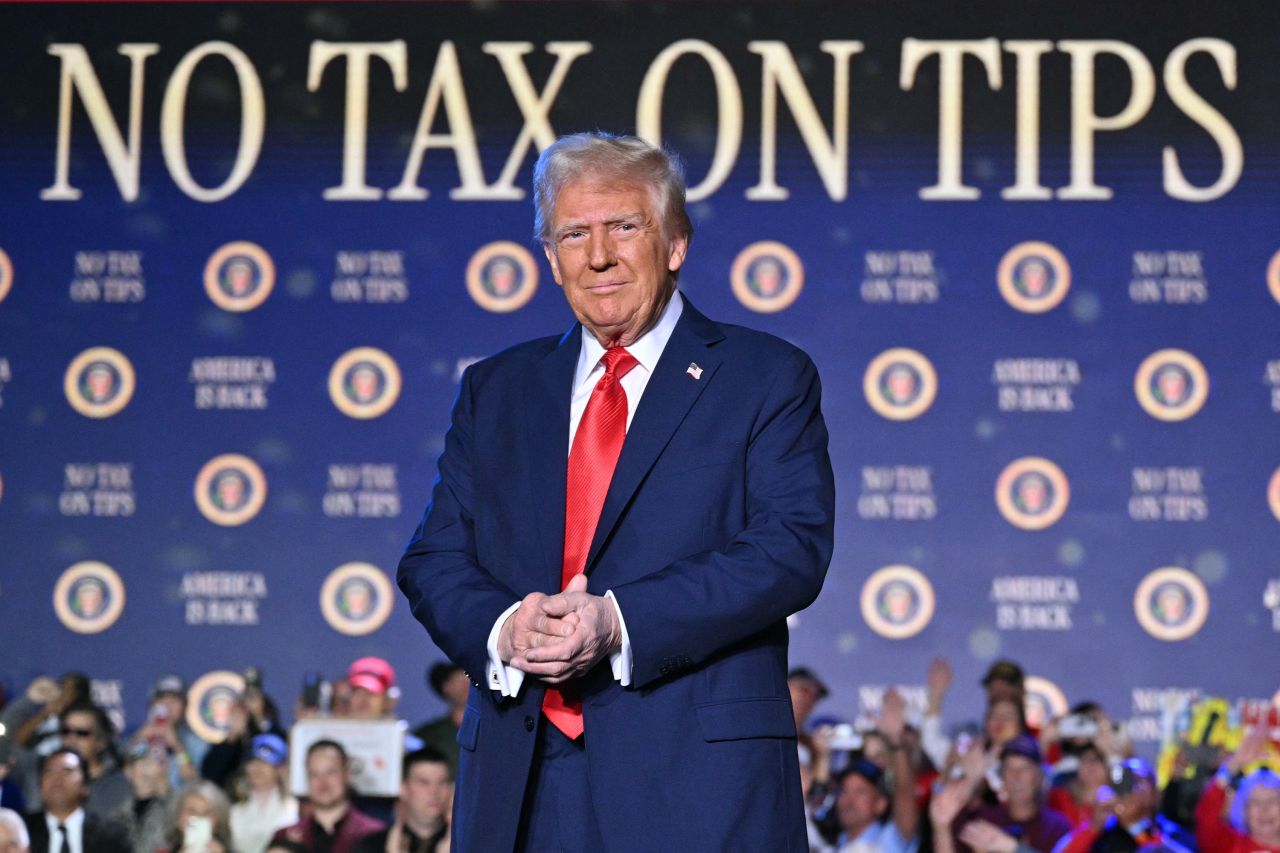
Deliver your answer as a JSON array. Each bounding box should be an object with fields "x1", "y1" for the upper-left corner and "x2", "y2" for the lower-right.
[
  {"x1": 585, "y1": 297, "x2": 725, "y2": 573},
  {"x1": 524, "y1": 326, "x2": 579, "y2": 592}
]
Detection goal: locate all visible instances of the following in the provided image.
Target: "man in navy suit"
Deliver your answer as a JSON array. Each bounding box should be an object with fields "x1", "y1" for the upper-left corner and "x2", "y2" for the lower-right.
[{"x1": 397, "y1": 132, "x2": 835, "y2": 852}]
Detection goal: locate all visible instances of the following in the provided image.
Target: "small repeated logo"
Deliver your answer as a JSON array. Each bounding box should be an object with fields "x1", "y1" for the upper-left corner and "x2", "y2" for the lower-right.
[
  {"x1": 64, "y1": 347, "x2": 136, "y2": 419},
  {"x1": 860, "y1": 564, "x2": 936, "y2": 639},
  {"x1": 320, "y1": 562, "x2": 394, "y2": 636},
  {"x1": 1133, "y1": 349, "x2": 1209, "y2": 422},
  {"x1": 329, "y1": 347, "x2": 402, "y2": 420},
  {"x1": 466, "y1": 241, "x2": 538, "y2": 313},
  {"x1": 0, "y1": 247, "x2": 12, "y2": 304},
  {"x1": 1134, "y1": 567, "x2": 1209, "y2": 642},
  {"x1": 1267, "y1": 249, "x2": 1280, "y2": 306},
  {"x1": 863, "y1": 348, "x2": 937, "y2": 421},
  {"x1": 204, "y1": 241, "x2": 275, "y2": 312},
  {"x1": 185, "y1": 671, "x2": 245, "y2": 744},
  {"x1": 1269, "y1": 466, "x2": 1280, "y2": 523},
  {"x1": 194, "y1": 454, "x2": 267, "y2": 527},
  {"x1": 730, "y1": 241, "x2": 804, "y2": 313},
  {"x1": 997, "y1": 241, "x2": 1071, "y2": 313},
  {"x1": 1023, "y1": 675, "x2": 1069, "y2": 730},
  {"x1": 53, "y1": 561, "x2": 126, "y2": 634},
  {"x1": 995, "y1": 457, "x2": 1070, "y2": 530}
]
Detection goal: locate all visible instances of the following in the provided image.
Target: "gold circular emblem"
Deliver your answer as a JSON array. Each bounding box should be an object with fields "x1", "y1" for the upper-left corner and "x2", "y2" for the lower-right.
[
  {"x1": 194, "y1": 454, "x2": 268, "y2": 526},
  {"x1": 0, "y1": 247, "x2": 12, "y2": 304},
  {"x1": 997, "y1": 241, "x2": 1071, "y2": 313},
  {"x1": 204, "y1": 241, "x2": 275, "y2": 312},
  {"x1": 995, "y1": 457, "x2": 1070, "y2": 530},
  {"x1": 860, "y1": 565, "x2": 936, "y2": 639},
  {"x1": 186, "y1": 671, "x2": 246, "y2": 744},
  {"x1": 64, "y1": 347, "x2": 136, "y2": 418},
  {"x1": 466, "y1": 241, "x2": 538, "y2": 313},
  {"x1": 1268, "y1": 466, "x2": 1280, "y2": 523},
  {"x1": 53, "y1": 561, "x2": 126, "y2": 634},
  {"x1": 329, "y1": 347, "x2": 402, "y2": 419},
  {"x1": 320, "y1": 562, "x2": 394, "y2": 636},
  {"x1": 1134, "y1": 567, "x2": 1209, "y2": 642},
  {"x1": 1266, "y1": 249, "x2": 1280, "y2": 306},
  {"x1": 1023, "y1": 675, "x2": 1069, "y2": 730},
  {"x1": 1133, "y1": 349, "x2": 1209, "y2": 422},
  {"x1": 863, "y1": 348, "x2": 938, "y2": 421},
  {"x1": 730, "y1": 241, "x2": 804, "y2": 313}
]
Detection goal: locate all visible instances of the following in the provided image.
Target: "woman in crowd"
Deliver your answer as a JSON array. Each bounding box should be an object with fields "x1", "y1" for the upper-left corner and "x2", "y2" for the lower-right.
[
  {"x1": 160, "y1": 781, "x2": 233, "y2": 853},
  {"x1": 1197, "y1": 727, "x2": 1280, "y2": 853},
  {"x1": 230, "y1": 734, "x2": 299, "y2": 853}
]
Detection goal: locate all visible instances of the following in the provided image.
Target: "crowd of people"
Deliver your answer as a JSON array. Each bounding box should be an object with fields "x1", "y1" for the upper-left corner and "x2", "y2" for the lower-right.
[{"x1": 0, "y1": 655, "x2": 1275, "y2": 853}]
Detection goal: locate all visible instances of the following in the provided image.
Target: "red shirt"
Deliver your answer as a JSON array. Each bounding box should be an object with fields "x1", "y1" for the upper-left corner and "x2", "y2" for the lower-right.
[{"x1": 1195, "y1": 779, "x2": 1280, "y2": 853}]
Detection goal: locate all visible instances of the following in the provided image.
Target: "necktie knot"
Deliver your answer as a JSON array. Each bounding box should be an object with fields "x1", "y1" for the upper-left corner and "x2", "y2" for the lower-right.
[{"x1": 601, "y1": 347, "x2": 638, "y2": 381}]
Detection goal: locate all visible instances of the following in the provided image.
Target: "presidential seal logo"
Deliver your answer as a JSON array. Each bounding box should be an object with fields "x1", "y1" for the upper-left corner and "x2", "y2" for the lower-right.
[
  {"x1": 204, "y1": 241, "x2": 275, "y2": 312},
  {"x1": 329, "y1": 347, "x2": 402, "y2": 420},
  {"x1": 1267, "y1": 249, "x2": 1280, "y2": 306},
  {"x1": 64, "y1": 347, "x2": 136, "y2": 418},
  {"x1": 730, "y1": 241, "x2": 804, "y2": 313},
  {"x1": 0, "y1": 247, "x2": 12, "y2": 304},
  {"x1": 194, "y1": 454, "x2": 267, "y2": 526},
  {"x1": 466, "y1": 241, "x2": 538, "y2": 313},
  {"x1": 1134, "y1": 350, "x2": 1208, "y2": 422},
  {"x1": 860, "y1": 565, "x2": 936, "y2": 639},
  {"x1": 53, "y1": 561, "x2": 125, "y2": 634},
  {"x1": 1023, "y1": 676, "x2": 1069, "y2": 730},
  {"x1": 320, "y1": 562, "x2": 394, "y2": 636},
  {"x1": 186, "y1": 671, "x2": 246, "y2": 744},
  {"x1": 1134, "y1": 567, "x2": 1209, "y2": 641},
  {"x1": 1269, "y1": 466, "x2": 1280, "y2": 523},
  {"x1": 863, "y1": 348, "x2": 937, "y2": 421},
  {"x1": 997, "y1": 241, "x2": 1071, "y2": 313},
  {"x1": 995, "y1": 457, "x2": 1070, "y2": 530}
]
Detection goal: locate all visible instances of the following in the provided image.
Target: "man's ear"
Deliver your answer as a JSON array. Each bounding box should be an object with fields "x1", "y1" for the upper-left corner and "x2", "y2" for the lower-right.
[
  {"x1": 667, "y1": 232, "x2": 689, "y2": 273},
  {"x1": 543, "y1": 243, "x2": 564, "y2": 286}
]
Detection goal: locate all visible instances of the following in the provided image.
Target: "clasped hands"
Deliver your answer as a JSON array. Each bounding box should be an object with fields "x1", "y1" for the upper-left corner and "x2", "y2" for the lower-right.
[{"x1": 496, "y1": 574, "x2": 621, "y2": 685}]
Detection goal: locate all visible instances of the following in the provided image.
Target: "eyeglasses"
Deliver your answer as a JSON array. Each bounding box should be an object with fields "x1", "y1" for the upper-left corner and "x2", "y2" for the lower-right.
[{"x1": 59, "y1": 727, "x2": 95, "y2": 738}]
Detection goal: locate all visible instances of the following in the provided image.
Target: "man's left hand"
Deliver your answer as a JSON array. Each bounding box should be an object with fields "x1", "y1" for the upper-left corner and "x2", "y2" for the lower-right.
[{"x1": 510, "y1": 574, "x2": 621, "y2": 684}]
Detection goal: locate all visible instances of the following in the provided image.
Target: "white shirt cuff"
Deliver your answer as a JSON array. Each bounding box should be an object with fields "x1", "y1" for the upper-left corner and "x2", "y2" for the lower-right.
[
  {"x1": 604, "y1": 590, "x2": 632, "y2": 686},
  {"x1": 485, "y1": 601, "x2": 525, "y2": 697}
]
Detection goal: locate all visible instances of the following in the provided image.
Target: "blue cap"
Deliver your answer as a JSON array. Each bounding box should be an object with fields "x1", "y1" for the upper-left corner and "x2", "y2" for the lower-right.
[{"x1": 249, "y1": 733, "x2": 287, "y2": 766}]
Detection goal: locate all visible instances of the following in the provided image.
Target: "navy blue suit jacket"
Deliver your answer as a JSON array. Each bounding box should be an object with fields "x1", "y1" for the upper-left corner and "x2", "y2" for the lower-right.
[{"x1": 397, "y1": 296, "x2": 835, "y2": 852}]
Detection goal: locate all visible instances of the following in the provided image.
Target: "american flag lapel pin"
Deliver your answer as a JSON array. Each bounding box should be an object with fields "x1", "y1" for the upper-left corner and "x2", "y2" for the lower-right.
[{"x1": 686, "y1": 362, "x2": 703, "y2": 380}]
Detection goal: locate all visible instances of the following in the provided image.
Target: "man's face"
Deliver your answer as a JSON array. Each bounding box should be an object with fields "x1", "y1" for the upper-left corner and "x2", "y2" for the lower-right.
[
  {"x1": 788, "y1": 677, "x2": 822, "y2": 726},
  {"x1": 244, "y1": 757, "x2": 279, "y2": 792},
  {"x1": 124, "y1": 755, "x2": 166, "y2": 796},
  {"x1": 0, "y1": 818, "x2": 24, "y2": 853},
  {"x1": 543, "y1": 178, "x2": 687, "y2": 348},
  {"x1": 154, "y1": 693, "x2": 185, "y2": 723},
  {"x1": 985, "y1": 699, "x2": 1023, "y2": 745},
  {"x1": 401, "y1": 761, "x2": 452, "y2": 824},
  {"x1": 59, "y1": 711, "x2": 103, "y2": 762},
  {"x1": 836, "y1": 773, "x2": 887, "y2": 835},
  {"x1": 986, "y1": 679, "x2": 1023, "y2": 705},
  {"x1": 348, "y1": 687, "x2": 387, "y2": 720},
  {"x1": 1246, "y1": 786, "x2": 1280, "y2": 841},
  {"x1": 306, "y1": 747, "x2": 348, "y2": 810},
  {"x1": 1001, "y1": 755, "x2": 1042, "y2": 809},
  {"x1": 40, "y1": 752, "x2": 87, "y2": 814}
]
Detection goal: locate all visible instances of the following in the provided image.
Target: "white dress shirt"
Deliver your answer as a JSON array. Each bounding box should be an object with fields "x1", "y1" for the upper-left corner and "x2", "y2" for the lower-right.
[
  {"x1": 45, "y1": 808, "x2": 85, "y2": 853},
  {"x1": 486, "y1": 290, "x2": 686, "y2": 697}
]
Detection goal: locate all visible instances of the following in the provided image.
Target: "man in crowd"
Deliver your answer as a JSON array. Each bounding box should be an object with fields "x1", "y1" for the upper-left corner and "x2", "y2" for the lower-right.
[
  {"x1": 1054, "y1": 758, "x2": 1195, "y2": 853},
  {"x1": 355, "y1": 748, "x2": 452, "y2": 853},
  {"x1": 947, "y1": 736, "x2": 1072, "y2": 853},
  {"x1": 397, "y1": 132, "x2": 834, "y2": 851},
  {"x1": 115, "y1": 742, "x2": 172, "y2": 853},
  {"x1": 346, "y1": 658, "x2": 397, "y2": 721},
  {"x1": 272, "y1": 740, "x2": 382, "y2": 852},
  {"x1": 128, "y1": 675, "x2": 208, "y2": 790},
  {"x1": 56, "y1": 704, "x2": 128, "y2": 818},
  {"x1": 790, "y1": 667, "x2": 831, "y2": 734},
  {"x1": 833, "y1": 757, "x2": 920, "y2": 853},
  {"x1": 411, "y1": 663, "x2": 467, "y2": 776},
  {"x1": 0, "y1": 808, "x2": 29, "y2": 853},
  {"x1": 22, "y1": 748, "x2": 129, "y2": 853}
]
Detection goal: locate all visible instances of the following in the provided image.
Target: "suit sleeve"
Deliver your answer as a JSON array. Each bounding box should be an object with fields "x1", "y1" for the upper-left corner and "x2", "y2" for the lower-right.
[
  {"x1": 609, "y1": 348, "x2": 835, "y2": 688},
  {"x1": 397, "y1": 365, "x2": 522, "y2": 690}
]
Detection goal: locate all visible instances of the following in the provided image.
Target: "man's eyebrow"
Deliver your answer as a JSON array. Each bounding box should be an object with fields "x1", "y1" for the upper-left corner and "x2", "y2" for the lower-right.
[{"x1": 554, "y1": 211, "x2": 647, "y2": 236}]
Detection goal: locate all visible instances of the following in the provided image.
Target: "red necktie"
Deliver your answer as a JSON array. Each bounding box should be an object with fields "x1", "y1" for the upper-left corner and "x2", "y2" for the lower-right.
[{"x1": 543, "y1": 346, "x2": 639, "y2": 739}]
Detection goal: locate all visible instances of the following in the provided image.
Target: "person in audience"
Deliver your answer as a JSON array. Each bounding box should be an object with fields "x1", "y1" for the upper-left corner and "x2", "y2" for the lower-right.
[
  {"x1": 22, "y1": 747, "x2": 129, "y2": 853},
  {"x1": 1047, "y1": 741, "x2": 1111, "y2": 829},
  {"x1": 832, "y1": 756, "x2": 919, "y2": 853},
  {"x1": 791, "y1": 668, "x2": 832, "y2": 734},
  {"x1": 201, "y1": 687, "x2": 287, "y2": 789},
  {"x1": 56, "y1": 703, "x2": 129, "y2": 818},
  {"x1": 116, "y1": 741, "x2": 173, "y2": 853},
  {"x1": 1196, "y1": 727, "x2": 1280, "y2": 853},
  {"x1": 1054, "y1": 757, "x2": 1195, "y2": 853},
  {"x1": 230, "y1": 734, "x2": 298, "y2": 853},
  {"x1": 353, "y1": 747, "x2": 451, "y2": 853},
  {"x1": 0, "y1": 808, "x2": 30, "y2": 853},
  {"x1": 272, "y1": 740, "x2": 383, "y2": 852},
  {"x1": 982, "y1": 661, "x2": 1026, "y2": 706},
  {"x1": 128, "y1": 676, "x2": 209, "y2": 791},
  {"x1": 411, "y1": 664, "x2": 468, "y2": 776},
  {"x1": 346, "y1": 659, "x2": 398, "y2": 721},
  {"x1": 2, "y1": 675, "x2": 91, "y2": 811},
  {"x1": 985, "y1": 698, "x2": 1031, "y2": 753},
  {"x1": 158, "y1": 781, "x2": 232, "y2": 853}
]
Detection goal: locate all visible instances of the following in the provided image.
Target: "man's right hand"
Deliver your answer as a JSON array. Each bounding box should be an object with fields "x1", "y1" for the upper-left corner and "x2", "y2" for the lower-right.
[{"x1": 496, "y1": 592, "x2": 580, "y2": 664}]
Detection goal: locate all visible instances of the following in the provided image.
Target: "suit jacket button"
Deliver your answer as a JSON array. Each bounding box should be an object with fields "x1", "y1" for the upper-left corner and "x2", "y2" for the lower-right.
[{"x1": 524, "y1": 715, "x2": 535, "y2": 732}]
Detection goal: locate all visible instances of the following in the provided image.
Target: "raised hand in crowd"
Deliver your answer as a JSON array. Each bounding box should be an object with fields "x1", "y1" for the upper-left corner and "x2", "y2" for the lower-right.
[
  {"x1": 959, "y1": 818, "x2": 1021, "y2": 853},
  {"x1": 927, "y1": 657, "x2": 953, "y2": 717}
]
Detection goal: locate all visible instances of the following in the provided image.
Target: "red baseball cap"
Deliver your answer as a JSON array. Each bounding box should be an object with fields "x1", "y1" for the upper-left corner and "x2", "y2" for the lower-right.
[{"x1": 348, "y1": 657, "x2": 396, "y2": 695}]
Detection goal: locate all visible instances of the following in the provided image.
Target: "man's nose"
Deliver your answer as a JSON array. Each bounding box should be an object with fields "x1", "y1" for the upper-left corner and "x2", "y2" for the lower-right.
[{"x1": 587, "y1": 229, "x2": 616, "y2": 270}]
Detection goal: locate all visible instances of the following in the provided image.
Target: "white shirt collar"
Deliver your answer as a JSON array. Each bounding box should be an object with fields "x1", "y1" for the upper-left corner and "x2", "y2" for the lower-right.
[
  {"x1": 46, "y1": 807, "x2": 85, "y2": 835},
  {"x1": 575, "y1": 289, "x2": 684, "y2": 388}
]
